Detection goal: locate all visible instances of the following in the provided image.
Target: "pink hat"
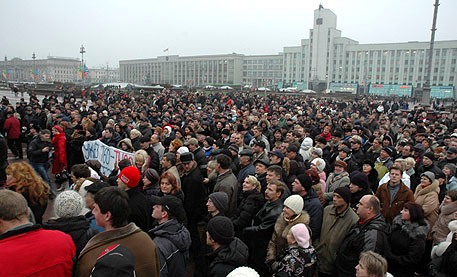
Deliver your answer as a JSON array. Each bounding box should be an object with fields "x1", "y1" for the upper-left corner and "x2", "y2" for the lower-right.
[
  {"x1": 290, "y1": 223, "x2": 311, "y2": 248},
  {"x1": 118, "y1": 166, "x2": 141, "y2": 188}
]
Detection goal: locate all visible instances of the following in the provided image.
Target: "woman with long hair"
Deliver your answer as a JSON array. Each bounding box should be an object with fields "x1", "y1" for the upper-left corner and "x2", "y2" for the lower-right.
[
  {"x1": 386, "y1": 202, "x2": 428, "y2": 277},
  {"x1": 159, "y1": 171, "x2": 184, "y2": 202},
  {"x1": 5, "y1": 161, "x2": 50, "y2": 224}
]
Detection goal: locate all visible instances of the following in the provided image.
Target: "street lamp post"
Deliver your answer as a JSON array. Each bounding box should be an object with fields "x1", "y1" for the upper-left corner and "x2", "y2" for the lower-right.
[
  {"x1": 80, "y1": 45, "x2": 86, "y2": 87},
  {"x1": 4, "y1": 56, "x2": 7, "y2": 83},
  {"x1": 32, "y1": 52, "x2": 36, "y2": 82}
]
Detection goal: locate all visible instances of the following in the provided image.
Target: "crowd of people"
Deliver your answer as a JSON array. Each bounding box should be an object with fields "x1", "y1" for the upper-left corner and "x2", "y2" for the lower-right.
[{"x1": 1, "y1": 87, "x2": 457, "y2": 277}]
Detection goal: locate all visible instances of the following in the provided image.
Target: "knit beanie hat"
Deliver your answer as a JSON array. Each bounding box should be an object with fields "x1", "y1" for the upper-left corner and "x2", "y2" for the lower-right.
[
  {"x1": 423, "y1": 152, "x2": 435, "y2": 161},
  {"x1": 350, "y1": 171, "x2": 369, "y2": 189},
  {"x1": 284, "y1": 195, "x2": 304, "y2": 215},
  {"x1": 207, "y1": 216, "x2": 234, "y2": 245},
  {"x1": 118, "y1": 166, "x2": 141, "y2": 188},
  {"x1": 209, "y1": 192, "x2": 229, "y2": 214},
  {"x1": 334, "y1": 186, "x2": 351, "y2": 204},
  {"x1": 421, "y1": 171, "x2": 435, "y2": 183},
  {"x1": 382, "y1": 147, "x2": 394, "y2": 156},
  {"x1": 145, "y1": 168, "x2": 160, "y2": 184},
  {"x1": 55, "y1": 190, "x2": 83, "y2": 218},
  {"x1": 311, "y1": 158, "x2": 326, "y2": 172},
  {"x1": 444, "y1": 163, "x2": 457, "y2": 176},
  {"x1": 296, "y1": 174, "x2": 313, "y2": 191},
  {"x1": 227, "y1": 266, "x2": 260, "y2": 277},
  {"x1": 290, "y1": 223, "x2": 311, "y2": 248}
]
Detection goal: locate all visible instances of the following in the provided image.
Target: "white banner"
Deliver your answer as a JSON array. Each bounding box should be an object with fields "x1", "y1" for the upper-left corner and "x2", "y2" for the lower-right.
[{"x1": 82, "y1": 140, "x2": 135, "y2": 176}]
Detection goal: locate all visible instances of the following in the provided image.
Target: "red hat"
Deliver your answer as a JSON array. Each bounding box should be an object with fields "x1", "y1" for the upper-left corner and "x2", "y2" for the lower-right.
[
  {"x1": 52, "y1": 125, "x2": 63, "y2": 133},
  {"x1": 118, "y1": 166, "x2": 141, "y2": 188}
]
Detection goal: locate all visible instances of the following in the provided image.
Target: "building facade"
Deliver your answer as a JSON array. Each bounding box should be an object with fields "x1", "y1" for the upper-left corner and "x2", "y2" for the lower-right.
[
  {"x1": 88, "y1": 67, "x2": 120, "y2": 84},
  {"x1": 119, "y1": 5, "x2": 456, "y2": 93},
  {"x1": 0, "y1": 56, "x2": 81, "y2": 83}
]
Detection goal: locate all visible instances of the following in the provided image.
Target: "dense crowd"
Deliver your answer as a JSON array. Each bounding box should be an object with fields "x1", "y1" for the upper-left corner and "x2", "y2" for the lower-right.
[{"x1": 1, "y1": 88, "x2": 457, "y2": 277}]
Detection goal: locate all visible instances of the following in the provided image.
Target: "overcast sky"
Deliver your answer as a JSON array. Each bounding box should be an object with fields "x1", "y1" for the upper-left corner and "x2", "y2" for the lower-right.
[{"x1": 1, "y1": 0, "x2": 455, "y2": 68}]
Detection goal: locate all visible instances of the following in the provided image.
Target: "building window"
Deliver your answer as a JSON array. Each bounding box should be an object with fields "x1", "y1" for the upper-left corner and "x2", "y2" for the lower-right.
[{"x1": 316, "y1": 18, "x2": 323, "y2": 25}]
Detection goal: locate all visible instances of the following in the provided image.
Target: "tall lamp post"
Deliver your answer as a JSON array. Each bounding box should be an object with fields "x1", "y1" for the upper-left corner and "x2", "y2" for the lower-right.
[
  {"x1": 4, "y1": 56, "x2": 7, "y2": 83},
  {"x1": 80, "y1": 45, "x2": 86, "y2": 87},
  {"x1": 32, "y1": 52, "x2": 36, "y2": 82},
  {"x1": 422, "y1": 0, "x2": 440, "y2": 104}
]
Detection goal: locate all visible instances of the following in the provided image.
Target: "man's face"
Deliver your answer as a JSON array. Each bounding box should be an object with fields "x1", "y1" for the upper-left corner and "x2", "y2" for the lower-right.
[
  {"x1": 255, "y1": 163, "x2": 267, "y2": 175},
  {"x1": 161, "y1": 157, "x2": 171, "y2": 169},
  {"x1": 333, "y1": 193, "x2": 347, "y2": 209},
  {"x1": 389, "y1": 169, "x2": 402, "y2": 184},
  {"x1": 207, "y1": 199, "x2": 217, "y2": 213},
  {"x1": 116, "y1": 178, "x2": 128, "y2": 190},
  {"x1": 39, "y1": 133, "x2": 51, "y2": 142},
  {"x1": 183, "y1": 162, "x2": 193, "y2": 172},
  {"x1": 285, "y1": 132, "x2": 294, "y2": 143},
  {"x1": 266, "y1": 171, "x2": 280, "y2": 183},
  {"x1": 252, "y1": 145, "x2": 262, "y2": 154},
  {"x1": 292, "y1": 179, "x2": 303, "y2": 193},
  {"x1": 152, "y1": 204, "x2": 164, "y2": 220},
  {"x1": 269, "y1": 155, "x2": 280, "y2": 165},
  {"x1": 141, "y1": 141, "x2": 150, "y2": 150},
  {"x1": 151, "y1": 134, "x2": 159, "y2": 144},
  {"x1": 402, "y1": 146, "x2": 412, "y2": 157},
  {"x1": 356, "y1": 195, "x2": 371, "y2": 220},
  {"x1": 93, "y1": 203, "x2": 108, "y2": 228},
  {"x1": 422, "y1": 156, "x2": 433, "y2": 166},
  {"x1": 265, "y1": 184, "x2": 280, "y2": 201},
  {"x1": 104, "y1": 130, "x2": 112, "y2": 139}
]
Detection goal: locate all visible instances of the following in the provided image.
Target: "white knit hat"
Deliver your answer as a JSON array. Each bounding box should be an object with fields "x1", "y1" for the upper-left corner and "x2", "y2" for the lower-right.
[
  {"x1": 55, "y1": 190, "x2": 83, "y2": 218},
  {"x1": 311, "y1": 158, "x2": 326, "y2": 172},
  {"x1": 284, "y1": 195, "x2": 304, "y2": 215},
  {"x1": 227, "y1": 266, "x2": 259, "y2": 277}
]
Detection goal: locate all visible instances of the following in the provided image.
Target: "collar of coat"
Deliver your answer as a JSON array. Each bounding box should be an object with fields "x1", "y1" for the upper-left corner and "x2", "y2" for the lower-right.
[{"x1": 415, "y1": 180, "x2": 440, "y2": 196}]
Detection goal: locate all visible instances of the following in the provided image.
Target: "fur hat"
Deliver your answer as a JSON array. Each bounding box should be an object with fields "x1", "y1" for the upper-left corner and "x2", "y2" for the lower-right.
[
  {"x1": 207, "y1": 216, "x2": 234, "y2": 245},
  {"x1": 118, "y1": 166, "x2": 141, "y2": 188},
  {"x1": 290, "y1": 223, "x2": 311, "y2": 248},
  {"x1": 55, "y1": 190, "x2": 83, "y2": 217},
  {"x1": 209, "y1": 192, "x2": 229, "y2": 214},
  {"x1": 180, "y1": 152, "x2": 194, "y2": 164},
  {"x1": 334, "y1": 186, "x2": 351, "y2": 204},
  {"x1": 284, "y1": 195, "x2": 304, "y2": 215},
  {"x1": 334, "y1": 160, "x2": 348, "y2": 169},
  {"x1": 311, "y1": 158, "x2": 326, "y2": 172}
]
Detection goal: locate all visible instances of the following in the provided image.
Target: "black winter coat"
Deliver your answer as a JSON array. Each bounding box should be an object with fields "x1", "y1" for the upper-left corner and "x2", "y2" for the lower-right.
[
  {"x1": 43, "y1": 215, "x2": 98, "y2": 256},
  {"x1": 207, "y1": 238, "x2": 249, "y2": 277},
  {"x1": 387, "y1": 215, "x2": 428, "y2": 277},
  {"x1": 335, "y1": 214, "x2": 389, "y2": 277},
  {"x1": 231, "y1": 190, "x2": 265, "y2": 237},
  {"x1": 126, "y1": 187, "x2": 152, "y2": 232},
  {"x1": 27, "y1": 136, "x2": 52, "y2": 163},
  {"x1": 303, "y1": 189, "x2": 323, "y2": 242},
  {"x1": 181, "y1": 165, "x2": 207, "y2": 224}
]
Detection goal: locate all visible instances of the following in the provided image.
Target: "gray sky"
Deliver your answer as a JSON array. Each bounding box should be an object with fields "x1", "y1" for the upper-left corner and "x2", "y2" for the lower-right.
[{"x1": 1, "y1": 0, "x2": 455, "y2": 69}]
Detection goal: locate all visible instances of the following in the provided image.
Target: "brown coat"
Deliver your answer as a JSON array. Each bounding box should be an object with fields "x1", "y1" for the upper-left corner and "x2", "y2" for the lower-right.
[
  {"x1": 75, "y1": 223, "x2": 160, "y2": 277},
  {"x1": 415, "y1": 180, "x2": 440, "y2": 240},
  {"x1": 266, "y1": 212, "x2": 310, "y2": 263},
  {"x1": 432, "y1": 200, "x2": 457, "y2": 244},
  {"x1": 376, "y1": 181, "x2": 414, "y2": 224}
]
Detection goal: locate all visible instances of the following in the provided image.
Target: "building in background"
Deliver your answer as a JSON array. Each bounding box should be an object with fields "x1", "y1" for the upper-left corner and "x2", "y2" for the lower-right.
[
  {"x1": 0, "y1": 56, "x2": 80, "y2": 83},
  {"x1": 119, "y1": 5, "x2": 456, "y2": 97},
  {"x1": 88, "y1": 67, "x2": 119, "y2": 84}
]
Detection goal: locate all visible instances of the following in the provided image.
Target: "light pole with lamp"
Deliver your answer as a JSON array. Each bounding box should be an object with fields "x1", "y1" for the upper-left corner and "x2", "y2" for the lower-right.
[
  {"x1": 80, "y1": 45, "x2": 86, "y2": 88},
  {"x1": 32, "y1": 52, "x2": 36, "y2": 82}
]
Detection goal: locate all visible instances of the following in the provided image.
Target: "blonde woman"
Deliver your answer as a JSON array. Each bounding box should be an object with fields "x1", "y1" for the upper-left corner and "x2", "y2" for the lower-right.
[
  {"x1": 5, "y1": 161, "x2": 50, "y2": 224},
  {"x1": 231, "y1": 175, "x2": 265, "y2": 238},
  {"x1": 129, "y1": 129, "x2": 142, "y2": 151},
  {"x1": 134, "y1": 149, "x2": 150, "y2": 175}
]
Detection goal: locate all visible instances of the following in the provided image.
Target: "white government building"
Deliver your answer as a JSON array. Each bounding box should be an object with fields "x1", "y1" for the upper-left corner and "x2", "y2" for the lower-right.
[{"x1": 119, "y1": 5, "x2": 457, "y2": 98}]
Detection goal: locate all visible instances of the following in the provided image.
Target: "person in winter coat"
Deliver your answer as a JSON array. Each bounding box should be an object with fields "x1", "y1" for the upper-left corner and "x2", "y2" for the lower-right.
[
  {"x1": 335, "y1": 195, "x2": 389, "y2": 277},
  {"x1": 429, "y1": 225, "x2": 457, "y2": 277},
  {"x1": 27, "y1": 129, "x2": 52, "y2": 185},
  {"x1": 76, "y1": 187, "x2": 160, "y2": 277},
  {"x1": 149, "y1": 195, "x2": 191, "y2": 277},
  {"x1": 324, "y1": 160, "x2": 350, "y2": 205},
  {"x1": 317, "y1": 187, "x2": 359, "y2": 277},
  {"x1": 386, "y1": 202, "x2": 429, "y2": 277},
  {"x1": 5, "y1": 161, "x2": 49, "y2": 224},
  {"x1": 442, "y1": 163, "x2": 457, "y2": 192},
  {"x1": 376, "y1": 166, "x2": 414, "y2": 224},
  {"x1": 231, "y1": 175, "x2": 265, "y2": 238},
  {"x1": 51, "y1": 125, "x2": 67, "y2": 175},
  {"x1": 3, "y1": 111, "x2": 22, "y2": 159},
  {"x1": 276, "y1": 223, "x2": 317, "y2": 277},
  {"x1": 206, "y1": 216, "x2": 249, "y2": 277},
  {"x1": 414, "y1": 171, "x2": 440, "y2": 275},
  {"x1": 266, "y1": 195, "x2": 310, "y2": 268},
  {"x1": 291, "y1": 174, "x2": 323, "y2": 241},
  {"x1": 361, "y1": 160, "x2": 379, "y2": 193},
  {"x1": 43, "y1": 190, "x2": 98, "y2": 257},
  {"x1": 433, "y1": 190, "x2": 457, "y2": 245}
]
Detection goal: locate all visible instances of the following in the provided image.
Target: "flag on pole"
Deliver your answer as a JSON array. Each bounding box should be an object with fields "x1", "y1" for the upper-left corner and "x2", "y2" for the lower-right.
[{"x1": 163, "y1": 48, "x2": 169, "y2": 52}]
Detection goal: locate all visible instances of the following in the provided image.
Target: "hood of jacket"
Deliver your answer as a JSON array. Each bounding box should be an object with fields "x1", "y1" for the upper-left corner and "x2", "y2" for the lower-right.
[
  {"x1": 149, "y1": 219, "x2": 191, "y2": 252},
  {"x1": 392, "y1": 214, "x2": 429, "y2": 239},
  {"x1": 43, "y1": 215, "x2": 90, "y2": 233}
]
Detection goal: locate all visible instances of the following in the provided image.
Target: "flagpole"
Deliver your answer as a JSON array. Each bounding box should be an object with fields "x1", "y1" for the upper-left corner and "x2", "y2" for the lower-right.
[{"x1": 80, "y1": 45, "x2": 86, "y2": 88}]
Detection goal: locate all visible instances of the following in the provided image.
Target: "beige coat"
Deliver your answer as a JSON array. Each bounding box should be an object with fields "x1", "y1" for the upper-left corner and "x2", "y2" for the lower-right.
[
  {"x1": 432, "y1": 200, "x2": 457, "y2": 244},
  {"x1": 266, "y1": 212, "x2": 310, "y2": 263},
  {"x1": 414, "y1": 180, "x2": 440, "y2": 240}
]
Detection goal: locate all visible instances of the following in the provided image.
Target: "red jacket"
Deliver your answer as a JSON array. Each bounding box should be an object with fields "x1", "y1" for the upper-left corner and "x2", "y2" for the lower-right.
[
  {"x1": 3, "y1": 115, "x2": 21, "y2": 139},
  {"x1": 0, "y1": 225, "x2": 76, "y2": 276},
  {"x1": 52, "y1": 132, "x2": 68, "y2": 174}
]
